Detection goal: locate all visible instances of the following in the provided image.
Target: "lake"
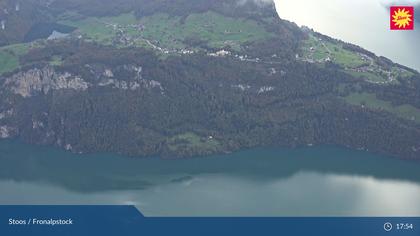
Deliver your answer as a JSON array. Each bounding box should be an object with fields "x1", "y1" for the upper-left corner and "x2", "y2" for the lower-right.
[
  {"x1": 275, "y1": 0, "x2": 420, "y2": 71},
  {"x1": 0, "y1": 139, "x2": 419, "y2": 216},
  {"x1": 23, "y1": 23, "x2": 75, "y2": 43},
  {"x1": 1, "y1": 1, "x2": 420, "y2": 216}
]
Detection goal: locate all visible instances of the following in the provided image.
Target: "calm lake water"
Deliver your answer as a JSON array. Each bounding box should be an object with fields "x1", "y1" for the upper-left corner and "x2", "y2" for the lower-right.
[
  {"x1": 1, "y1": 1, "x2": 419, "y2": 216},
  {"x1": 0, "y1": 139, "x2": 419, "y2": 216},
  {"x1": 275, "y1": 0, "x2": 420, "y2": 71}
]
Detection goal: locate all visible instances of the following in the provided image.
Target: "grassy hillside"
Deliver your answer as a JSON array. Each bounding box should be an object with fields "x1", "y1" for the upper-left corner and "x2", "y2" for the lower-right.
[
  {"x1": 299, "y1": 33, "x2": 414, "y2": 85},
  {"x1": 0, "y1": 43, "x2": 31, "y2": 74},
  {"x1": 60, "y1": 11, "x2": 275, "y2": 52},
  {"x1": 345, "y1": 92, "x2": 420, "y2": 123},
  {"x1": 168, "y1": 132, "x2": 221, "y2": 154}
]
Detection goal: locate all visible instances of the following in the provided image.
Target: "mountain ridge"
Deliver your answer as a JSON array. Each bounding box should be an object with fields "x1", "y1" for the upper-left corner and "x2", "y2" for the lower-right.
[{"x1": 0, "y1": 0, "x2": 419, "y2": 160}]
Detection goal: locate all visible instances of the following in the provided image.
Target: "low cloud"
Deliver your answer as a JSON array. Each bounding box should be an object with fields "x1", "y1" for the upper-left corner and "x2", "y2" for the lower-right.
[
  {"x1": 237, "y1": 0, "x2": 274, "y2": 7},
  {"x1": 380, "y1": 0, "x2": 420, "y2": 6},
  {"x1": 380, "y1": 0, "x2": 420, "y2": 11}
]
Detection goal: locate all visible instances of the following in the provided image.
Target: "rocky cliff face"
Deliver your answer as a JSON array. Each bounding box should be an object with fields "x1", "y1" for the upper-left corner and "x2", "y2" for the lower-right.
[
  {"x1": 0, "y1": 61, "x2": 163, "y2": 146},
  {"x1": 5, "y1": 67, "x2": 89, "y2": 97},
  {"x1": 3, "y1": 63, "x2": 164, "y2": 98}
]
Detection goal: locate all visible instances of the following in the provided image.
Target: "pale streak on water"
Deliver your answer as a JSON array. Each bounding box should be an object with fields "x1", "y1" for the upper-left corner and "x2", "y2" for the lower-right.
[
  {"x1": 1, "y1": 172, "x2": 420, "y2": 216},
  {"x1": 1, "y1": 138, "x2": 420, "y2": 217}
]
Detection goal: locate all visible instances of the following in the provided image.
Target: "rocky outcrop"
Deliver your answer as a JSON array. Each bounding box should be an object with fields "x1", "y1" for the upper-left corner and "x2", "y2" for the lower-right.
[
  {"x1": 0, "y1": 109, "x2": 13, "y2": 121},
  {"x1": 4, "y1": 65, "x2": 165, "y2": 97},
  {"x1": 98, "y1": 79, "x2": 141, "y2": 90},
  {"x1": 5, "y1": 66, "x2": 89, "y2": 97},
  {"x1": 0, "y1": 126, "x2": 14, "y2": 138},
  {"x1": 97, "y1": 65, "x2": 164, "y2": 92}
]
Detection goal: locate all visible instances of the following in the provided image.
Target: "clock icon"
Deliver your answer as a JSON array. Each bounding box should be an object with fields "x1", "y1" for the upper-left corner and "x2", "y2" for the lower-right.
[{"x1": 384, "y1": 222, "x2": 393, "y2": 232}]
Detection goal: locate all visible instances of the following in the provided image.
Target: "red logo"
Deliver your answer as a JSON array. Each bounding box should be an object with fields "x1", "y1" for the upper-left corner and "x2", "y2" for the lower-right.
[{"x1": 390, "y1": 6, "x2": 414, "y2": 30}]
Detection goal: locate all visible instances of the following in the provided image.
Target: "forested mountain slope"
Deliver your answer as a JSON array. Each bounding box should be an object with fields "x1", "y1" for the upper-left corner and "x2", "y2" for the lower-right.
[{"x1": 0, "y1": 0, "x2": 419, "y2": 159}]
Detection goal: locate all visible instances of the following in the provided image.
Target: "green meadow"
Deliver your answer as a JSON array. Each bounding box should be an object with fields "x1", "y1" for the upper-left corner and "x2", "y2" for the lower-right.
[
  {"x1": 345, "y1": 92, "x2": 420, "y2": 123},
  {"x1": 60, "y1": 11, "x2": 274, "y2": 51},
  {"x1": 0, "y1": 43, "x2": 31, "y2": 75}
]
